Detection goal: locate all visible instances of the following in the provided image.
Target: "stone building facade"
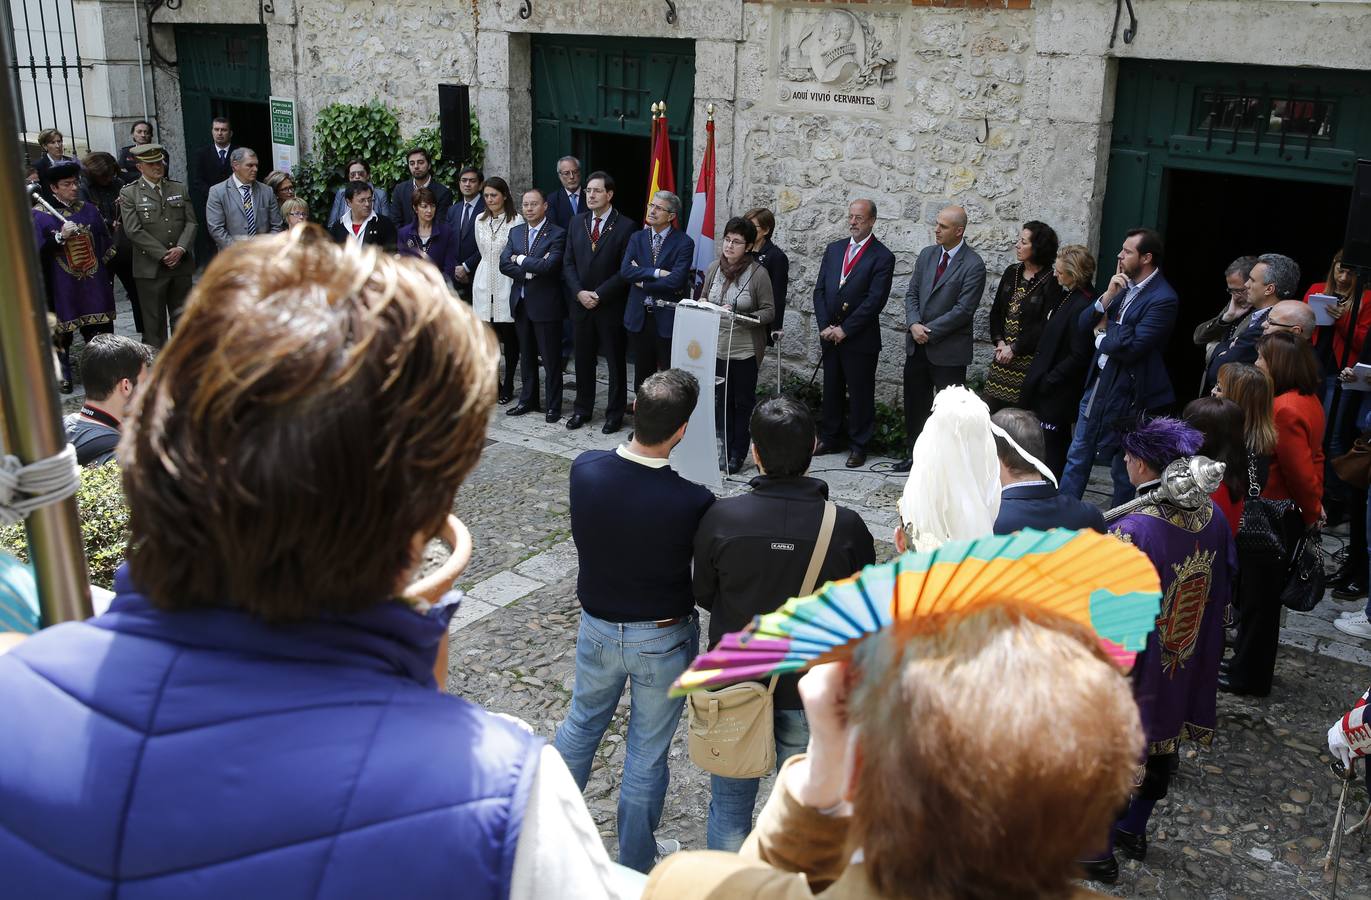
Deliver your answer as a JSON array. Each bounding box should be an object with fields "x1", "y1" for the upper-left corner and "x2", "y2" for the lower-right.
[{"x1": 74, "y1": 0, "x2": 1371, "y2": 397}]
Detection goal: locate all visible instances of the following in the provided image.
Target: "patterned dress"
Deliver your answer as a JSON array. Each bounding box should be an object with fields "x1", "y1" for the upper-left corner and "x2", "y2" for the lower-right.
[
  {"x1": 1111, "y1": 493, "x2": 1237, "y2": 756},
  {"x1": 983, "y1": 265, "x2": 1050, "y2": 406}
]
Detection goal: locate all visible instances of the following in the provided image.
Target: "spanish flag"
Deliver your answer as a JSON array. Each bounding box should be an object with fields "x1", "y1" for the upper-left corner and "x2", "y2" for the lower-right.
[{"x1": 645, "y1": 102, "x2": 675, "y2": 224}]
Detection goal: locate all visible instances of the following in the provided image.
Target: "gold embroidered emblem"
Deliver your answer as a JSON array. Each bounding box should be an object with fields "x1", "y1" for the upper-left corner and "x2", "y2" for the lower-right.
[
  {"x1": 1157, "y1": 546, "x2": 1216, "y2": 676},
  {"x1": 687, "y1": 339, "x2": 703, "y2": 361}
]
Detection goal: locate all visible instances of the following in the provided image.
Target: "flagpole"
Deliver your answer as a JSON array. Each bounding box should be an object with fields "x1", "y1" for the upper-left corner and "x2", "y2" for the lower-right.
[{"x1": 0, "y1": 29, "x2": 91, "y2": 625}]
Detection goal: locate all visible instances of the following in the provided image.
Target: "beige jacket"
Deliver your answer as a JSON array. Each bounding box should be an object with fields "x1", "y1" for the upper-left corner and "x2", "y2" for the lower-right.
[
  {"x1": 701, "y1": 259, "x2": 776, "y2": 360},
  {"x1": 645, "y1": 756, "x2": 1110, "y2": 900}
]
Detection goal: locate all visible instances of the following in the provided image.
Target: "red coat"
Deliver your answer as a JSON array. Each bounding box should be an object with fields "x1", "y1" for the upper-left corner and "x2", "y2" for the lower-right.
[
  {"x1": 1263, "y1": 390, "x2": 1325, "y2": 526},
  {"x1": 1306, "y1": 283, "x2": 1371, "y2": 367}
]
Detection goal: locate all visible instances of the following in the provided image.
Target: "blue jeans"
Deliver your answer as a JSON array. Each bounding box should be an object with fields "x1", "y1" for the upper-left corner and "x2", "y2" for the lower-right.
[
  {"x1": 553, "y1": 610, "x2": 699, "y2": 873},
  {"x1": 706, "y1": 708, "x2": 810, "y2": 851},
  {"x1": 1059, "y1": 390, "x2": 1133, "y2": 508}
]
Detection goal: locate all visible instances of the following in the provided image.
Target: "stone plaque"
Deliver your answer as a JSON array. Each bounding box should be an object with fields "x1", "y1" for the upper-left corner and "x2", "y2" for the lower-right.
[{"x1": 773, "y1": 6, "x2": 900, "y2": 113}]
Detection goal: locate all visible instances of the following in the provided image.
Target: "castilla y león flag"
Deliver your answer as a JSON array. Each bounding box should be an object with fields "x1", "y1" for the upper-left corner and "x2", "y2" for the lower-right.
[
  {"x1": 685, "y1": 115, "x2": 716, "y2": 281},
  {"x1": 645, "y1": 106, "x2": 675, "y2": 224}
]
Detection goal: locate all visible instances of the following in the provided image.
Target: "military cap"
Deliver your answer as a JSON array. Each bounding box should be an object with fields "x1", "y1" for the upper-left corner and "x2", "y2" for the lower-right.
[{"x1": 130, "y1": 143, "x2": 168, "y2": 165}]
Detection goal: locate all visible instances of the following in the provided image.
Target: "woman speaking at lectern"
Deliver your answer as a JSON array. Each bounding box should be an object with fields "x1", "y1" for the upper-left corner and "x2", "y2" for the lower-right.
[{"x1": 700, "y1": 216, "x2": 775, "y2": 475}]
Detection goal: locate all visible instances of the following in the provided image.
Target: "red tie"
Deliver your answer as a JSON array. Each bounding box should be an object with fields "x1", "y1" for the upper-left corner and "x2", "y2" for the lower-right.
[
  {"x1": 352, "y1": 222, "x2": 363, "y2": 236},
  {"x1": 591, "y1": 217, "x2": 601, "y2": 243},
  {"x1": 934, "y1": 250, "x2": 950, "y2": 284}
]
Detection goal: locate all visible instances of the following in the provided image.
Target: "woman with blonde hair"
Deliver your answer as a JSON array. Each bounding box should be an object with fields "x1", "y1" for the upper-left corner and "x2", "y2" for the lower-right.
[
  {"x1": 647, "y1": 606, "x2": 1143, "y2": 899},
  {"x1": 1020, "y1": 244, "x2": 1098, "y2": 477},
  {"x1": 279, "y1": 197, "x2": 309, "y2": 227}
]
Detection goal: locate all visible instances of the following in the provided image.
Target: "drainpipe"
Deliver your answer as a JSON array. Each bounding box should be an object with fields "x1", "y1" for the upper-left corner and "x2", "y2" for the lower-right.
[
  {"x1": 133, "y1": 0, "x2": 150, "y2": 120},
  {"x1": 0, "y1": 27, "x2": 92, "y2": 626}
]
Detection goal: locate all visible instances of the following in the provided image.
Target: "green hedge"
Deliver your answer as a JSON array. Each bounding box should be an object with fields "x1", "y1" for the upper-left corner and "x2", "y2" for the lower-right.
[
  {"x1": 0, "y1": 463, "x2": 130, "y2": 588},
  {"x1": 291, "y1": 101, "x2": 488, "y2": 224}
]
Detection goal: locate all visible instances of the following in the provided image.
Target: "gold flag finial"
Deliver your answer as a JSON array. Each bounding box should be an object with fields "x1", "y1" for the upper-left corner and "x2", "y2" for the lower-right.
[
  {"x1": 659, "y1": 100, "x2": 667, "y2": 116},
  {"x1": 651, "y1": 101, "x2": 660, "y2": 119},
  {"x1": 706, "y1": 102, "x2": 715, "y2": 121}
]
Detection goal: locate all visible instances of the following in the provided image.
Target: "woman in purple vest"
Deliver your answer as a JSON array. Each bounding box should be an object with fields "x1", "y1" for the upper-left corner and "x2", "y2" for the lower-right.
[{"x1": 0, "y1": 230, "x2": 625, "y2": 899}]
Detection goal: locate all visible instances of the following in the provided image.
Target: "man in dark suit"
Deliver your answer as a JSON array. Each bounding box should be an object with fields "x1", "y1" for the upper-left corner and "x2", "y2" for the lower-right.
[
  {"x1": 391, "y1": 148, "x2": 453, "y2": 229},
  {"x1": 812, "y1": 199, "x2": 896, "y2": 469},
  {"x1": 500, "y1": 189, "x2": 567, "y2": 422},
  {"x1": 447, "y1": 166, "x2": 486, "y2": 299},
  {"x1": 191, "y1": 117, "x2": 236, "y2": 260},
  {"x1": 546, "y1": 155, "x2": 586, "y2": 230},
  {"x1": 1060, "y1": 228, "x2": 1179, "y2": 507},
  {"x1": 621, "y1": 191, "x2": 694, "y2": 396},
  {"x1": 896, "y1": 205, "x2": 987, "y2": 470},
  {"x1": 1200, "y1": 253, "x2": 1301, "y2": 395},
  {"x1": 327, "y1": 182, "x2": 398, "y2": 251},
  {"x1": 991, "y1": 408, "x2": 1105, "y2": 535},
  {"x1": 564, "y1": 171, "x2": 633, "y2": 434}
]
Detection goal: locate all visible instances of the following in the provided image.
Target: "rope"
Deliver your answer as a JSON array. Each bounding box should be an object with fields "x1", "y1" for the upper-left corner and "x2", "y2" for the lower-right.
[{"x1": 0, "y1": 444, "x2": 82, "y2": 527}]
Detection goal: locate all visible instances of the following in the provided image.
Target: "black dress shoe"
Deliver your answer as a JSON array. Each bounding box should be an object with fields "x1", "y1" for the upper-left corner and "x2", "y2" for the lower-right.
[
  {"x1": 506, "y1": 403, "x2": 537, "y2": 417},
  {"x1": 1115, "y1": 828, "x2": 1147, "y2": 861},
  {"x1": 892, "y1": 458, "x2": 912, "y2": 473},
  {"x1": 846, "y1": 450, "x2": 867, "y2": 469},
  {"x1": 566, "y1": 413, "x2": 588, "y2": 430},
  {"x1": 1332, "y1": 578, "x2": 1368, "y2": 601},
  {"x1": 602, "y1": 417, "x2": 623, "y2": 435},
  {"x1": 1079, "y1": 855, "x2": 1118, "y2": 885},
  {"x1": 545, "y1": 410, "x2": 561, "y2": 424},
  {"x1": 727, "y1": 457, "x2": 744, "y2": 475},
  {"x1": 497, "y1": 392, "x2": 512, "y2": 405},
  {"x1": 814, "y1": 441, "x2": 841, "y2": 456},
  {"x1": 1217, "y1": 672, "x2": 1267, "y2": 697}
]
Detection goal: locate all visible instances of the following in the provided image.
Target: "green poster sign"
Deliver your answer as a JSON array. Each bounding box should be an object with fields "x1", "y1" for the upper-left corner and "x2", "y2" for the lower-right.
[{"x1": 270, "y1": 97, "x2": 295, "y2": 146}]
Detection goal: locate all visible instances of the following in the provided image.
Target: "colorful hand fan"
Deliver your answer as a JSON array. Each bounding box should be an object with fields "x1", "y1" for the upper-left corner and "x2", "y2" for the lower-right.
[{"x1": 672, "y1": 527, "x2": 1162, "y2": 696}]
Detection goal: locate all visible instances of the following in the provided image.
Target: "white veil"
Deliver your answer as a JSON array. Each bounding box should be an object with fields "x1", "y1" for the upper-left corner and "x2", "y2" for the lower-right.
[{"x1": 897, "y1": 386, "x2": 1002, "y2": 552}]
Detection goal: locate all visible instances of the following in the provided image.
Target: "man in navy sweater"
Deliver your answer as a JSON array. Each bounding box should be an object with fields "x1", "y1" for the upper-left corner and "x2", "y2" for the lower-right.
[
  {"x1": 554, "y1": 368, "x2": 714, "y2": 873},
  {"x1": 991, "y1": 408, "x2": 1105, "y2": 535}
]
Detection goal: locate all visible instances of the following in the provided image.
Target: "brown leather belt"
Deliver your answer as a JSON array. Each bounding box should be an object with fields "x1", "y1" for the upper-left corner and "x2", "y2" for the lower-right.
[{"x1": 644, "y1": 615, "x2": 688, "y2": 628}]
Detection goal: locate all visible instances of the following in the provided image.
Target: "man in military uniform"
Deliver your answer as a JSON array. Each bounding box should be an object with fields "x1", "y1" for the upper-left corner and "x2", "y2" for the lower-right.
[{"x1": 120, "y1": 143, "x2": 196, "y2": 348}]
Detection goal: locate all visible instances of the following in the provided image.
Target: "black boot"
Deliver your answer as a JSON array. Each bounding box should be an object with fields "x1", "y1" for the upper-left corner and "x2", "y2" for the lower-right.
[
  {"x1": 1115, "y1": 828, "x2": 1147, "y2": 861},
  {"x1": 1079, "y1": 854, "x2": 1118, "y2": 884}
]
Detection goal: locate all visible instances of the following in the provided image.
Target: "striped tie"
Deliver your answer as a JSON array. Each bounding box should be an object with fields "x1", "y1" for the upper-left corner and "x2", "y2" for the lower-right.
[{"x1": 241, "y1": 185, "x2": 256, "y2": 234}]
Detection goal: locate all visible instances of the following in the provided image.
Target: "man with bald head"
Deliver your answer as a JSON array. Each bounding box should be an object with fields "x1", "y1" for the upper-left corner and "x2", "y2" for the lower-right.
[
  {"x1": 1262, "y1": 299, "x2": 1315, "y2": 340},
  {"x1": 812, "y1": 199, "x2": 896, "y2": 469},
  {"x1": 894, "y1": 205, "x2": 987, "y2": 471}
]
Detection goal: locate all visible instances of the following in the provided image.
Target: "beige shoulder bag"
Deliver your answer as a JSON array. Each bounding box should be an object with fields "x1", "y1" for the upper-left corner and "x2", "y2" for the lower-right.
[{"x1": 687, "y1": 501, "x2": 836, "y2": 779}]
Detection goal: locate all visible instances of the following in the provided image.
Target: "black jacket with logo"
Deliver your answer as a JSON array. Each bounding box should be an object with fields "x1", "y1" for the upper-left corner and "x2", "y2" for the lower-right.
[{"x1": 693, "y1": 476, "x2": 876, "y2": 709}]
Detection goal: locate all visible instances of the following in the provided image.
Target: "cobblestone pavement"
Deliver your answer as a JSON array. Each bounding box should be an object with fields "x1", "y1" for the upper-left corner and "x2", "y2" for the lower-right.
[
  {"x1": 441, "y1": 376, "x2": 1371, "y2": 898},
  {"x1": 76, "y1": 290, "x2": 1371, "y2": 895}
]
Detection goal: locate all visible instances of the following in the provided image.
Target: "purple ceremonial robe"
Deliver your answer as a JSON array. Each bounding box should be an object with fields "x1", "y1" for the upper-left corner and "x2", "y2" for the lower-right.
[
  {"x1": 1111, "y1": 496, "x2": 1237, "y2": 756},
  {"x1": 32, "y1": 199, "x2": 116, "y2": 333}
]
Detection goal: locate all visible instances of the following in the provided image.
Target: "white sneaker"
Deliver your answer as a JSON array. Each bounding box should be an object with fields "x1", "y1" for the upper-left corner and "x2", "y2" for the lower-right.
[
  {"x1": 655, "y1": 838, "x2": 681, "y2": 859},
  {"x1": 1334, "y1": 612, "x2": 1371, "y2": 639},
  {"x1": 1339, "y1": 609, "x2": 1366, "y2": 620}
]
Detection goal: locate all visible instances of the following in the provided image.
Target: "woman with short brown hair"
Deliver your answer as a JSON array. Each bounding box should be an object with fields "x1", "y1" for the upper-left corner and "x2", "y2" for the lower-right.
[{"x1": 0, "y1": 229, "x2": 628, "y2": 898}]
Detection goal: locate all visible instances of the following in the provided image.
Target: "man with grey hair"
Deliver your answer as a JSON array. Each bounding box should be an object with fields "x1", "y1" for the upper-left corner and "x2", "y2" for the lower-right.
[
  {"x1": 621, "y1": 190, "x2": 694, "y2": 395},
  {"x1": 1194, "y1": 255, "x2": 1258, "y2": 396},
  {"x1": 1202, "y1": 252, "x2": 1300, "y2": 393},
  {"x1": 547, "y1": 155, "x2": 586, "y2": 229},
  {"x1": 204, "y1": 148, "x2": 284, "y2": 249}
]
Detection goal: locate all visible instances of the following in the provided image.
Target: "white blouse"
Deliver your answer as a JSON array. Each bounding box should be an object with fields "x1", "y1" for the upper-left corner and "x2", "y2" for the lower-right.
[{"x1": 472, "y1": 212, "x2": 524, "y2": 324}]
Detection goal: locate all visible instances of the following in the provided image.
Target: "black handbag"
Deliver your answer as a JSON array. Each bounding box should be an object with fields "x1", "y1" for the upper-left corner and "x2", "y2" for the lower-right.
[
  {"x1": 1280, "y1": 532, "x2": 1327, "y2": 613},
  {"x1": 1236, "y1": 456, "x2": 1300, "y2": 558}
]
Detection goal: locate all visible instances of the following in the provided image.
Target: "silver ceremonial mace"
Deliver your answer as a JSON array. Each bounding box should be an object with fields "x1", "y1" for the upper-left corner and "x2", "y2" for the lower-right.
[{"x1": 1103, "y1": 456, "x2": 1227, "y2": 523}]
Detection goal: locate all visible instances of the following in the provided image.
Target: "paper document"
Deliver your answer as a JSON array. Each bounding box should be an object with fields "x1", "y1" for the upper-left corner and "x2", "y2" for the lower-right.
[
  {"x1": 1309, "y1": 293, "x2": 1341, "y2": 326},
  {"x1": 1343, "y1": 363, "x2": 1371, "y2": 392}
]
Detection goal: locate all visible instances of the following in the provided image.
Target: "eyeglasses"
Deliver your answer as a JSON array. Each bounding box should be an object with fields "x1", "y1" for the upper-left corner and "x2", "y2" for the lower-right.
[
  {"x1": 1266, "y1": 319, "x2": 1295, "y2": 329},
  {"x1": 721, "y1": 237, "x2": 748, "y2": 247},
  {"x1": 648, "y1": 202, "x2": 672, "y2": 214}
]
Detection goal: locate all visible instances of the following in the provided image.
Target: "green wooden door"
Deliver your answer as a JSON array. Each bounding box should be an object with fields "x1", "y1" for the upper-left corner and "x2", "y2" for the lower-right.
[
  {"x1": 531, "y1": 35, "x2": 694, "y2": 222},
  {"x1": 175, "y1": 25, "x2": 272, "y2": 170}
]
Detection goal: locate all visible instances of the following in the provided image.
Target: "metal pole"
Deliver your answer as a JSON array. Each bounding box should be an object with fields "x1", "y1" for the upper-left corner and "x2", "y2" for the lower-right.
[
  {"x1": 0, "y1": 26, "x2": 92, "y2": 625},
  {"x1": 0, "y1": 0, "x2": 24, "y2": 136}
]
